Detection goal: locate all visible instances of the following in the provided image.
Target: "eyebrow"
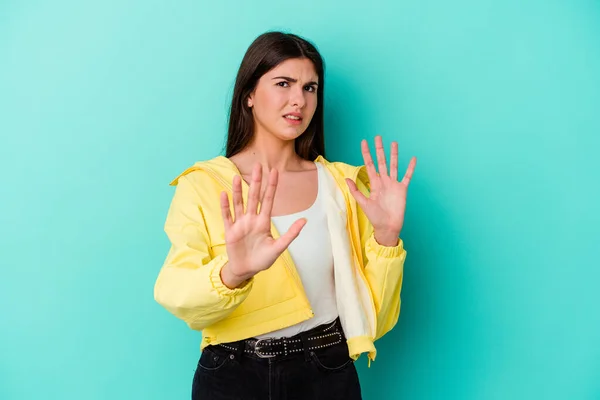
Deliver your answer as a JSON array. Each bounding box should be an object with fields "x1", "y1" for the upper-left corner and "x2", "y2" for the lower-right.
[{"x1": 272, "y1": 76, "x2": 319, "y2": 86}]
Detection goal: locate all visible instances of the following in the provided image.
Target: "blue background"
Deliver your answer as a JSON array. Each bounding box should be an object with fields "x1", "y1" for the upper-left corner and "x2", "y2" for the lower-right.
[{"x1": 1, "y1": 0, "x2": 599, "y2": 398}]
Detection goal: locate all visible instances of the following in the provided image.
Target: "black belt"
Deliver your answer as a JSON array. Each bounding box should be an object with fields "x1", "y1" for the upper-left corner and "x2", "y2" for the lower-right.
[{"x1": 218, "y1": 318, "x2": 344, "y2": 359}]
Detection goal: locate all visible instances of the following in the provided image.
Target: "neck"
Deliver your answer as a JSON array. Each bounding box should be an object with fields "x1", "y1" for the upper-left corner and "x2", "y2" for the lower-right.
[{"x1": 240, "y1": 132, "x2": 304, "y2": 171}]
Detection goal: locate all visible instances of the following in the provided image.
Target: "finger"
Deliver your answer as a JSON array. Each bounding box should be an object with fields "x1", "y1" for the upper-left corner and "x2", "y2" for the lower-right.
[
  {"x1": 246, "y1": 163, "x2": 262, "y2": 214},
  {"x1": 273, "y1": 217, "x2": 307, "y2": 253},
  {"x1": 390, "y1": 141, "x2": 398, "y2": 181},
  {"x1": 361, "y1": 139, "x2": 379, "y2": 190},
  {"x1": 346, "y1": 178, "x2": 369, "y2": 209},
  {"x1": 232, "y1": 175, "x2": 244, "y2": 221},
  {"x1": 401, "y1": 157, "x2": 417, "y2": 187},
  {"x1": 220, "y1": 191, "x2": 233, "y2": 230},
  {"x1": 259, "y1": 168, "x2": 278, "y2": 217},
  {"x1": 375, "y1": 135, "x2": 388, "y2": 177}
]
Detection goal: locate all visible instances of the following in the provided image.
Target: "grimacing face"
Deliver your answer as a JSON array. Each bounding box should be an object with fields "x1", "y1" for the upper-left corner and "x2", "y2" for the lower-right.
[{"x1": 247, "y1": 57, "x2": 319, "y2": 142}]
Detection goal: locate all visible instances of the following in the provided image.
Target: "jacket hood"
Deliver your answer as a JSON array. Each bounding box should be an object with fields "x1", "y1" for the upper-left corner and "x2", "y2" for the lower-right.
[{"x1": 170, "y1": 155, "x2": 370, "y2": 190}]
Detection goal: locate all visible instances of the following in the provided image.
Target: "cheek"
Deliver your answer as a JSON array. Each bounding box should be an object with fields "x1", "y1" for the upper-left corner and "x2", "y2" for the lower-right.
[
  {"x1": 260, "y1": 89, "x2": 286, "y2": 111},
  {"x1": 306, "y1": 95, "x2": 318, "y2": 117},
  {"x1": 254, "y1": 92, "x2": 285, "y2": 123}
]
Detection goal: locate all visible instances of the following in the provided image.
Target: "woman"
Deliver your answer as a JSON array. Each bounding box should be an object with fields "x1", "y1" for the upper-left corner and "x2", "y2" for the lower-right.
[{"x1": 154, "y1": 31, "x2": 417, "y2": 400}]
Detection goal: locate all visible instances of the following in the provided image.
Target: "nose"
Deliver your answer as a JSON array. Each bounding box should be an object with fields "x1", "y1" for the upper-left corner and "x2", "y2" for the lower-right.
[{"x1": 290, "y1": 86, "x2": 306, "y2": 108}]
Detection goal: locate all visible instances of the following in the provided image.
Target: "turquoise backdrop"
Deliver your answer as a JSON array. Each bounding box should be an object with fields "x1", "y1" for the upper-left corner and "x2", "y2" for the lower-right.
[{"x1": 1, "y1": 0, "x2": 599, "y2": 399}]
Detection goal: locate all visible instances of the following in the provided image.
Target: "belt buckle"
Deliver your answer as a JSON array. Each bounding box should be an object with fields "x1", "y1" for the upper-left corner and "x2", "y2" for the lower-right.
[{"x1": 254, "y1": 338, "x2": 277, "y2": 358}]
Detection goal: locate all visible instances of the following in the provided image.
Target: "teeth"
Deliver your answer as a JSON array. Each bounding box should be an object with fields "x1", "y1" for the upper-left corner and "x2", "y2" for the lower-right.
[{"x1": 285, "y1": 115, "x2": 301, "y2": 120}]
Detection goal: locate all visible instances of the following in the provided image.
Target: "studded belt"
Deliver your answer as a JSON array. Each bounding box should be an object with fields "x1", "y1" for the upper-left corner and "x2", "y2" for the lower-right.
[{"x1": 218, "y1": 318, "x2": 344, "y2": 359}]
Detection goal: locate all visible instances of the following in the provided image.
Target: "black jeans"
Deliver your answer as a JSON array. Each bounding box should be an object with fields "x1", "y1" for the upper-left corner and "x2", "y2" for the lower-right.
[{"x1": 191, "y1": 322, "x2": 362, "y2": 399}]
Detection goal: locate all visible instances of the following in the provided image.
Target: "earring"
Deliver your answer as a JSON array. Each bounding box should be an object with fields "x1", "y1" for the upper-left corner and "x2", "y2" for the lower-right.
[{"x1": 247, "y1": 99, "x2": 253, "y2": 107}]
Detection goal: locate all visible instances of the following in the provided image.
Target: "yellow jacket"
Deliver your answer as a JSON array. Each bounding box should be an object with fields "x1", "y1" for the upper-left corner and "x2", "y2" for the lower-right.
[{"x1": 154, "y1": 155, "x2": 406, "y2": 365}]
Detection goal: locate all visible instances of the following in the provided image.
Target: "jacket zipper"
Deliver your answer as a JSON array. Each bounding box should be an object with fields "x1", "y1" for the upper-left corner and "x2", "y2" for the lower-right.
[
  {"x1": 341, "y1": 165, "x2": 379, "y2": 338},
  {"x1": 320, "y1": 162, "x2": 378, "y2": 364},
  {"x1": 348, "y1": 167, "x2": 379, "y2": 366}
]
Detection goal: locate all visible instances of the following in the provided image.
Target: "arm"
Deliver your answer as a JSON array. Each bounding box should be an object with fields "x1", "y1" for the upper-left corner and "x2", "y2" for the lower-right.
[
  {"x1": 347, "y1": 136, "x2": 416, "y2": 341},
  {"x1": 154, "y1": 174, "x2": 254, "y2": 330},
  {"x1": 356, "y1": 175, "x2": 407, "y2": 341}
]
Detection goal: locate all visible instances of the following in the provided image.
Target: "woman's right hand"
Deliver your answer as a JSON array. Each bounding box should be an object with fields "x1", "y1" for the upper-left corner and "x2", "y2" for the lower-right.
[{"x1": 219, "y1": 163, "x2": 307, "y2": 289}]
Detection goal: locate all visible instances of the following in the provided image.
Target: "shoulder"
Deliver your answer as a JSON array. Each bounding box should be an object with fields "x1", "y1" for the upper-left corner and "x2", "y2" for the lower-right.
[
  {"x1": 168, "y1": 155, "x2": 228, "y2": 186},
  {"x1": 166, "y1": 156, "x2": 232, "y2": 212}
]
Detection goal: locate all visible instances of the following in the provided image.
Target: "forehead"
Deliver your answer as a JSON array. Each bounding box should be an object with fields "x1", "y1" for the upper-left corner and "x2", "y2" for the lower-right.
[{"x1": 265, "y1": 58, "x2": 318, "y2": 82}]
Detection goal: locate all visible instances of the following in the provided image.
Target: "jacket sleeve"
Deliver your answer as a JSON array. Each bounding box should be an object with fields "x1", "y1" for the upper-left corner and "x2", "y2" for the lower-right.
[
  {"x1": 355, "y1": 173, "x2": 407, "y2": 341},
  {"x1": 154, "y1": 174, "x2": 254, "y2": 330}
]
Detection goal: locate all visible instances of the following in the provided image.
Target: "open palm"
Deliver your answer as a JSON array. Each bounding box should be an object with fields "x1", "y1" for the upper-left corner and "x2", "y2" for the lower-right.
[
  {"x1": 346, "y1": 136, "x2": 417, "y2": 239},
  {"x1": 220, "y1": 164, "x2": 306, "y2": 280}
]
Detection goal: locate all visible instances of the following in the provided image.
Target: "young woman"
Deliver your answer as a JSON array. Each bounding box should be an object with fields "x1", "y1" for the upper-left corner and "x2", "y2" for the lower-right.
[{"x1": 154, "y1": 31, "x2": 417, "y2": 400}]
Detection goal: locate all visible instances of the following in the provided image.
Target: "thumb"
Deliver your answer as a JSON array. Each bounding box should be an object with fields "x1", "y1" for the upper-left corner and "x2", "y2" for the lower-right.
[
  {"x1": 345, "y1": 178, "x2": 368, "y2": 208},
  {"x1": 273, "y1": 217, "x2": 307, "y2": 253}
]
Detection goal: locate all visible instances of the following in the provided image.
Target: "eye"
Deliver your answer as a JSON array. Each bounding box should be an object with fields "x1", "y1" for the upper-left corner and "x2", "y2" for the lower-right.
[
  {"x1": 304, "y1": 85, "x2": 317, "y2": 93},
  {"x1": 276, "y1": 81, "x2": 289, "y2": 87}
]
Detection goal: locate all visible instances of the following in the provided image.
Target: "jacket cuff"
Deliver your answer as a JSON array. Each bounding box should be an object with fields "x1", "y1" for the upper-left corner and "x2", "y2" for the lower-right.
[
  {"x1": 366, "y1": 233, "x2": 405, "y2": 258},
  {"x1": 209, "y1": 256, "x2": 254, "y2": 297}
]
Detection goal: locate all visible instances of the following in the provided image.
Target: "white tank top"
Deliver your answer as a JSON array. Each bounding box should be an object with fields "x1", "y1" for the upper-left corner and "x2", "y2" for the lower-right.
[{"x1": 255, "y1": 162, "x2": 338, "y2": 339}]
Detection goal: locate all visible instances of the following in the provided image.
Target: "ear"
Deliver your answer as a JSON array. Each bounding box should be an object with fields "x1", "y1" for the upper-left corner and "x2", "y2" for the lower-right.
[{"x1": 247, "y1": 93, "x2": 254, "y2": 108}]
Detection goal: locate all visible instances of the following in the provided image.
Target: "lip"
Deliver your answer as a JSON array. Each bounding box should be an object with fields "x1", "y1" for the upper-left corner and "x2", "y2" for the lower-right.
[
  {"x1": 284, "y1": 112, "x2": 303, "y2": 118},
  {"x1": 283, "y1": 113, "x2": 303, "y2": 125}
]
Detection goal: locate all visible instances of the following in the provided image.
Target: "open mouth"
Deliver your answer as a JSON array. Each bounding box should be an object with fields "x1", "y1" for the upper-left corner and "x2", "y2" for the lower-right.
[{"x1": 283, "y1": 114, "x2": 303, "y2": 124}]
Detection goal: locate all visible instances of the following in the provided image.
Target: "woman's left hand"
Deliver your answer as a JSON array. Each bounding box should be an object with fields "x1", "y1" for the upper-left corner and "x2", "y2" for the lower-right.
[{"x1": 346, "y1": 136, "x2": 417, "y2": 247}]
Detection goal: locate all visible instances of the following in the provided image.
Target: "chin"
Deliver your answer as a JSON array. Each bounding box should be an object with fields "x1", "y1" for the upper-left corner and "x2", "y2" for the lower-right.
[{"x1": 273, "y1": 127, "x2": 308, "y2": 141}]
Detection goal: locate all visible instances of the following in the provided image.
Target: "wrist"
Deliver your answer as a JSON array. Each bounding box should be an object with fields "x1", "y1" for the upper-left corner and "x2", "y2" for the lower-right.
[
  {"x1": 373, "y1": 230, "x2": 400, "y2": 247},
  {"x1": 220, "y1": 262, "x2": 254, "y2": 289}
]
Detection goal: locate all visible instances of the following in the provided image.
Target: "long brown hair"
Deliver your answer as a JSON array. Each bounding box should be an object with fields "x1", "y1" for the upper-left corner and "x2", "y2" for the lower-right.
[{"x1": 225, "y1": 31, "x2": 326, "y2": 160}]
